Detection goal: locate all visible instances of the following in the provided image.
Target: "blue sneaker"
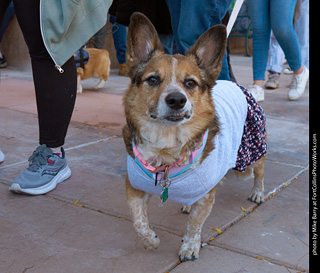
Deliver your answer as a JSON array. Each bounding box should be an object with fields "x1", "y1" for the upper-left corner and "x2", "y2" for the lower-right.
[
  {"x1": 0, "y1": 149, "x2": 5, "y2": 165},
  {"x1": 9, "y1": 144, "x2": 71, "y2": 195}
]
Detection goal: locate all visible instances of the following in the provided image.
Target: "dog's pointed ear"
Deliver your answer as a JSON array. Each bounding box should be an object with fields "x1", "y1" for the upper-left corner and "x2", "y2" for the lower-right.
[
  {"x1": 186, "y1": 25, "x2": 227, "y2": 83},
  {"x1": 127, "y1": 12, "x2": 163, "y2": 67}
]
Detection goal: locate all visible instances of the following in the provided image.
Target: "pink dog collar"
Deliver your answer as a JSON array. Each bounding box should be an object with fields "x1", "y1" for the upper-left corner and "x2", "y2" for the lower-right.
[{"x1": 132, "y1": 129, "x2": 209, "y2": 182}]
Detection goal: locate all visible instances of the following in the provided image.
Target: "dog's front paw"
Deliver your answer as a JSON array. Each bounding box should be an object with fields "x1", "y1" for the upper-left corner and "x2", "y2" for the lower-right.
[
  {"x1": 140, "y1": 231, "x2": 160, "y2": 250},
  {"x1": 179, "y1": 235, "x2": 201, "y2": 262},
  {"x1": 248, "y1": 189, "x2": 265, "y2": 204}
]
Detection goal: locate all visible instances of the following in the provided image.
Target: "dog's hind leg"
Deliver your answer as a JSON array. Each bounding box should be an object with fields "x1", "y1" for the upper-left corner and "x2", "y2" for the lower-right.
[
  {"x1": 95, "y1": 61, "x2": 110, "y2": 89},
  {"x1": 248, "y1": 154, "x2": 267, "y2": 204},
  {"x1": 125, "y1": 174, "x2": 160, "y2": 250},
  {"x1": 179, "y1": 187, "x2": 216, "y2": 262},
  {"x1": 94, "y1": 79, "x2": 106, "y2": 89}
]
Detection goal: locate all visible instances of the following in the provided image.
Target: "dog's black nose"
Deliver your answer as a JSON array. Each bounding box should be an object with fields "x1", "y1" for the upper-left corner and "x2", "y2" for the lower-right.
[{"x1": 165, "y1": 92, "x2": 187, "y2": 110}]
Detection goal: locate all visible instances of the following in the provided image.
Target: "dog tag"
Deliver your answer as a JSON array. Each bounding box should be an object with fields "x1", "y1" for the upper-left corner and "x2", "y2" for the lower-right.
[
  {"x1": 161, "y1": 187, "x2": 169, "y2": 203},
  {"x1": 160, "y1": 166, "x2": 170, "y2": 203}
]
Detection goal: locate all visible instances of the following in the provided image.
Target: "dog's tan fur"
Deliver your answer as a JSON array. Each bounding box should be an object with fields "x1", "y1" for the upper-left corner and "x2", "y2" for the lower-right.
[
  {"x1": 76, "y1": 48, "x2": 111, "y2": 93},
  {"x1": 123, "y1": 13, "x2": 266, "y2": 262}
]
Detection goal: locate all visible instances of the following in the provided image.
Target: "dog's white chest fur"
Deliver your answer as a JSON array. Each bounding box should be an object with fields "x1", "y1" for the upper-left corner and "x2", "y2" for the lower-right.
[
  {"x1": 128, "y1": 81, "x2": 248, "y2": 206},
  {"x1": 137, "y1": 123, "x2": 194, "y2": 166}
]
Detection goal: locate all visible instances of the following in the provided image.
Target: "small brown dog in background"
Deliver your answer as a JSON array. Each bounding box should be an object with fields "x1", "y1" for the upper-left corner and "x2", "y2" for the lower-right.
[{"x1": 76, "y1": 48, "x2": 111, "y2": 93}]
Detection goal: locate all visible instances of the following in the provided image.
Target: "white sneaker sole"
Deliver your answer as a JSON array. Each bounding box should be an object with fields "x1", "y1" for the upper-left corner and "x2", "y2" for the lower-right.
[{"x1": 9, "y1": 165, "x2": 71, "y2": 195}]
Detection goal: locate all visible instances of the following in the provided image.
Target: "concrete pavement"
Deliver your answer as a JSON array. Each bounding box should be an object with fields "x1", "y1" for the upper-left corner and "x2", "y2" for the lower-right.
[{"x1": 0, "y1": 55, "x2": 309, "y2": 273}]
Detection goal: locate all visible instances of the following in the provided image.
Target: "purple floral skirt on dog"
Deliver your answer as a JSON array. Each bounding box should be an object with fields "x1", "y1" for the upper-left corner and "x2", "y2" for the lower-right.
[{"x1": 233, "y1": 84, "x2": 267, "y2": 172}]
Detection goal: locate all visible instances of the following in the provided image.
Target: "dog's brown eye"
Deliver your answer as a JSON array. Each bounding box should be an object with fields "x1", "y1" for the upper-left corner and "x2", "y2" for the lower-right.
[
  {"x1": 146, "y1": 76, "x2": 160, "y2": 86},
  {"x1": 185, "y1": 79, "x2": 198, "y2": 89}
]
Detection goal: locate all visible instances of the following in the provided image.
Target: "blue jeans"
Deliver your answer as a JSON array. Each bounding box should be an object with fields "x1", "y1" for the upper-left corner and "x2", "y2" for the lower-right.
[
  {"x1": 0, "y1": 1, "x2": 14, "y2": 42},
  {"x1": 158, "y1": 33, "x2": 174, "y2": 55},
  {"x1": 266, "y1": 32, "x2": 285, "y2": 74},
  {"x1": 247, "y1": 0, "x2": 301, "y2": 81},
  {"x1": 166, "y1": 0, "x2": 232, "y2": 80},
  {"x1": 112, "y1": 23, "x2": 127, "y2": 64}
]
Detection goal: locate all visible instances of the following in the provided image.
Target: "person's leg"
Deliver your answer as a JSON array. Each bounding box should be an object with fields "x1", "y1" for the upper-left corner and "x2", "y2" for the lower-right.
[
  {"x1": 158, "y1": 33, "x2": 174, "y2": 55},
  {"x1": 218, "y1": 52, "x2": 230, "y2": 80},
  {"x1": 167, "y1": 0, "x2": 231, "y2": 80},
  {"x1": 211, "y1": 0, "x2": 232, "y2": 80},
  {"x1": 9, "y1": 0, "x2": 75, "y2": 194},
  {"x1": 270, "y1": 0, "x2": 309, "y2": 100},
  {"x1": 0, "y1": 0, "x2": 12, "y2": 28},
  {"x1": 246, "y1": 0, "x2": 270, "y2": 101},
  {"x1": 270, "y1": 0, "x2": 301, "y2": 73},
  {"x1": 266, "y1": 31, "x2": 285, "y2": 74},
  {"x1": 13, "y1": 0, "x2": 76, "y2": 148},
  {"x1": 247, "y1": 0, "x2": 271, "y2": 84},
  {"x1": 265, "y1": 32, "x2": 285, "y2": 89},
  {"x1": 295, "y1": 0, "x2": 309, "y2": 69},
  {"x1": 176, "y1": 0, "x2": 213, "y2": 54},
  {"x1": 0, "y1": 1, "x2": 14, "y2": 42},
  {"x1": 165, "y1": 0, "x2": 182, "y2": 53},
  {"x1": 112, "y1": 23, "x2": 127, "y2": 65},
  {"x1": 0, "y1": 0, "x2": 13, "y2": 160},
  {"x1": 112, "y1": 23, "x2": 127, "y2": 75}
]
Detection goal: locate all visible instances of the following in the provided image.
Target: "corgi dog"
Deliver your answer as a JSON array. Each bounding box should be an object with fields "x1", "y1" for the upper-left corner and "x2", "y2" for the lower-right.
[
  {"x1": 122, "y1": 13, "x2": 267, "y2": 262},
  {"x1": 76, "y1": 48, "x2": 111, "y2": 93}
]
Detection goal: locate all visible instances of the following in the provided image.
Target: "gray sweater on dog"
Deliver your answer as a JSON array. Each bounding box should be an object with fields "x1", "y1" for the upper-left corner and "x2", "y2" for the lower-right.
[{"x1": 127, "y1": 80, "x2": 248, "y2": 206}]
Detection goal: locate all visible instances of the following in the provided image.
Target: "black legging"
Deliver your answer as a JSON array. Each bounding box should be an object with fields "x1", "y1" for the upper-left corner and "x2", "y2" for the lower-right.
[{"x1": 1, "y1": 0, "x2": 77, "y2": 148}]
